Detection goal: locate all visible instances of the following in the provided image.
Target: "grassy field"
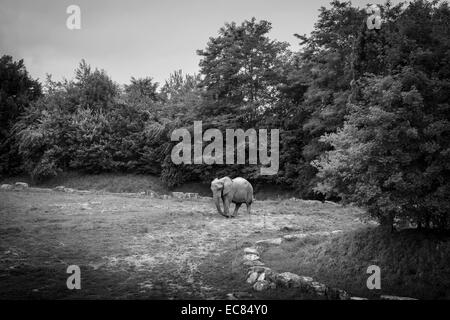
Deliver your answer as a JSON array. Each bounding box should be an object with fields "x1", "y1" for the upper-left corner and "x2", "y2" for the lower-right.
[
  {"x1": 0, "y1": 186, "x2": 365, "y2": 299},
  {"x1": 2, "y1": 174, "x2": 449, "y2": 300},
  {"x1": 259, "y1": 227, "x2": 450, "y2": 299},
  {"x1": 0, "y1": 172, "x2": 299, "y2": 199}
]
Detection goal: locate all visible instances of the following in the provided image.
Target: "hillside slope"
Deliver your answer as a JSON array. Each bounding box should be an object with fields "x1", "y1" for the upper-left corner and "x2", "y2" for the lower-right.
[{"x1": 260, "y1": 226, "x2": 450, "y2": 299}]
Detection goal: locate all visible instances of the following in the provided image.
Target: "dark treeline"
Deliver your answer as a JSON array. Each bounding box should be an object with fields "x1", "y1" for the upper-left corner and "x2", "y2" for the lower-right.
[{"x1": 1, "y1": 0, "x2": 449, "y2": 229}]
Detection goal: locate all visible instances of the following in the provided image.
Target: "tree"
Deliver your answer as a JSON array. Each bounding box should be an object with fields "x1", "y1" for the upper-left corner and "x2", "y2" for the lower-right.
[
  {"x1": 197, "y1": 17, "x2": 289, "y2": 121},
  {"x1": 74, "y1": 59, "x2": 119, "y2": 112},
  {"x1": 314, "y1": 0, "x2": 450, "y2": 230},
  {"x1": 159, "y1": 70, "x2": 202, "y2": 120},
  {"x1": 0, "y1": 55, "x2": 41, "y2": 175},
  {"x1": 125, "y1": 77, "x2": 159, "y2": 103}
]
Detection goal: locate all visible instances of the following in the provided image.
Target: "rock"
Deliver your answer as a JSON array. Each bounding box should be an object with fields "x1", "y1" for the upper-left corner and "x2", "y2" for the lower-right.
[
  {"x1": 243, "y1": 260, "x2": 264, "y2": 267},
  {"x1": 233, "y1": 292, "x2": 253, "y2": 299},
  {"x1": 243, "y1": 247, "x2": 258, "y2": 255},
  {"x1": 226, "y1": 293, "x2": 238, "y2": 300},
  {"x1": 185, "y1": 193, "x2": 199, "y2": 199},
  {"x1": 172, "y1": 192, "x2": 184, "y2": 199},
  {"x1": 331, "y1": 230, "x2": 343, "y2": 235},
  {"x1": 264, "y1": 270, "x2": 279, "y2": 283},
  {"x1": 1, "y1": 184, "x2": 13, "y2": 190},
  {"x1": 243, "y1": 253, "x2": 259, "y2": 261},
  {"x1": 256, "y1": 238, "x2": 283, "y2": 246},
  {"x1": 54, "y1": 186, "x2": 66, "y2": 192},
  {"x1": 15, "y1": 182, "x2": 29, "y2": 189},
  {"x1": 246, "y1": 272, "x2": 259, "y2": 284},
  {"x1": 276, "y1": 272, "x2": 301, "y2": 288},
  {"x1": 257, "y1": 272, "x2": 266, "y2": 281},
  {"x1": 248, "y1": 266, "x2": 269, "y2": 274},
  {"x1": 311, "y1": 281, "x2": 327, "y2": 296},
  {"x1": 64, "y1": 187, "x2": 75, "y2": 193},
  {"x1": 338, "y1": 290, "x2": 351, "y2": 300},
  {"x1": 380, "y1": 295, "x2": 417, "y2": 300},
  {"x1": 283, "y1": 234, "x2": 307, "y2": 241},
  {"x1": 350, "y1": 297, "x2": 368, "y2": 300},
  {"x1": 253, "y1": 280, "x2": 271, "y2": 292},
  {"x1": 311, "y1": 231, "x2": 332, "y2": 236},
  {"x1": 276, "y1": 272, "x2": 313, "y2": 289}
]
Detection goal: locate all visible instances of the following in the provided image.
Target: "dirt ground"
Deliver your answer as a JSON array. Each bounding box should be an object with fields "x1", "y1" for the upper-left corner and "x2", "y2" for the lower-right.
[{"x1": 0, "y1": 188, "x2": 366, "y2": 299}]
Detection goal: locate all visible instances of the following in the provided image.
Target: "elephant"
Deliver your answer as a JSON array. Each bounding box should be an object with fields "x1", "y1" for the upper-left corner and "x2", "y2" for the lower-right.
[{"x1": 210, "y1": 176, "x2": 253, "y2": 218}]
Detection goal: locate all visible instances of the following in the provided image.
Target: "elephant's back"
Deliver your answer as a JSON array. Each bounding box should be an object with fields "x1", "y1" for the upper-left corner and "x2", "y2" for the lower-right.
[{"x1": 232, "y1": 177, "x2": 253, "y2": 203}]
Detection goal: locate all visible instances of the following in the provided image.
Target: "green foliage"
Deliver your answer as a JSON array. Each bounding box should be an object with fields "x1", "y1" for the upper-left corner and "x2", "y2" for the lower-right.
[
  {"x1": 197, "y1": 17, "x2": 289, "y2": 118},
  {"x1": 0, "y1": 55, "x2": 41, "y2": 175},
  {"x1": 314, "y1": 0, "x2": 450, "y2": 229}
]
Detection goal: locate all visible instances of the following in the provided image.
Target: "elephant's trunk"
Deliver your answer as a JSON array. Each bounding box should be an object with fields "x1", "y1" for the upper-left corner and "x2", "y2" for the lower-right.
[{"x1": 214, "y1": 195, "x2": 225, "y2": 216}]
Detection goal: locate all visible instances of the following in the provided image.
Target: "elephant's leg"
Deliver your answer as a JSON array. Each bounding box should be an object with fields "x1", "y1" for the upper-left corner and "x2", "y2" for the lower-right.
[
  {"x1": 232, "y1": 203, "x2": 242, "y2": 217},
  {"x1": 223, "y1": 198, "x2": 231, "y2": 218},
  {"x1": 246, "y1": 203, "x2": 252, "y2": 215}
]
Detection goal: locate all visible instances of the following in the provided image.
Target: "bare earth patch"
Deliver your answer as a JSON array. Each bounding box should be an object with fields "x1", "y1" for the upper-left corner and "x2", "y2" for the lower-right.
[{"x1": 0, "y1": 189, "x2": 366, "y2": 299}]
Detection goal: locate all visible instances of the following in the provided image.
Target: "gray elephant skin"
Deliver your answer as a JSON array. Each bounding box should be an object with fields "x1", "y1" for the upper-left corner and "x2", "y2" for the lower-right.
[{"x1": 210, "y1": 177, "x2": 253, "y2": 218}]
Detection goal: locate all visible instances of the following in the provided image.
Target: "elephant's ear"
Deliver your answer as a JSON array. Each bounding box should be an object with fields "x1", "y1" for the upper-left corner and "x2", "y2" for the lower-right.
[{"x1": 222, "y1": 177, "x2": 232, "y2": 195}]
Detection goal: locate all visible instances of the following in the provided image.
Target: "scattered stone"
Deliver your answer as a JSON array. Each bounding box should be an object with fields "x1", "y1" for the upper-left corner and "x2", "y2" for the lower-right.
[
  {"x1": 64, "y1": 187, "x2": 75, "y2": 193},
  {"x1": 350, "y1": 297, "x2": 368, "y2": 300},
  {"x1": 283, "y1": 234, "x2": 307, "y2": 241},
  {"x1": 276, "y1": 272, "x2": 303, "y2": 288},
  {"x1": 243, "y1": 260, "x2": 265, "y2": 267},
  {"x1": 325, "y1": 200, "x2": 340, "y2": 206},
  {"x1": 0, "y1": 184, "x2": 13, "y2": 190},
  {"x1": 233, "y1": 292, "x2": 253, "y2": 299},
  {"x1": 243, "y1": 253, "x2": 259, "y2": 261},
  {"x1": 311, "y1": 281, "x2": 327, "y2": 296},
  {"x1": 257, "y1": 272, "x2": 266, "y2": 282},
  {"x1": 380, "y1": 295, "x2": 417, "y2": 300},
  {"x1": 264, "y1": 270, "x2": 279, "y2": 283},
  {"x1": 147, "y1": 191, "x2": 158, "y2": 198},
  {"x1": 253, "y1": 280, "x2": 271, "y2": 292},
  {"x1": 256, "y1": 238, "x2": 283, "y2": 246},
  {"x1": 226, "y1": 293, "x2": 238, "y2": 300},
  {"x1": 246, "y1": 272, "x2": 259, "y2": 284},
  {"x1": 172, "y1": 192, "x2": 199, "y2": 199},
  {"x1": 186, "y1": 193, "x2": 199, "y2": 199},
  {"x1": 243, "y1": 247, "x2": 258, "y2": 255},
  {"x1": 172, "y1": 192, "x2": 184, "y2": 199},
  {"x1": 338, "y1": 290, "x2": 351, "y2": 300},
  {"x1": 248, "y1": 266, "x2": 269, "y2": 274},
  {"x1": 15, "y1": 182, "x2": 29, "y2": 189}
]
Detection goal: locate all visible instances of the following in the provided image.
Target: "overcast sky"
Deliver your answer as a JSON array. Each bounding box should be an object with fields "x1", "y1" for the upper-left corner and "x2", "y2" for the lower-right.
[{"x1": 1, "y1": 0, "x2": 396, "y2": 86}]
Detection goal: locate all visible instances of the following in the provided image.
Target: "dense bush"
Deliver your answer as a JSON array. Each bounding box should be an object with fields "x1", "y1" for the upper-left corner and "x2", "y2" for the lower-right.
[
  {"x1": 314, "y1": 0, "x2": 450, "y2": 229},
  {"x1": 0, "y1": 55, "x2": 41, "y2": 175}
]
